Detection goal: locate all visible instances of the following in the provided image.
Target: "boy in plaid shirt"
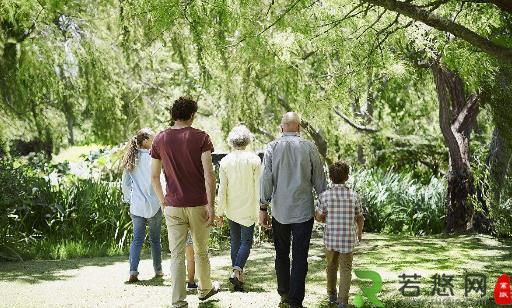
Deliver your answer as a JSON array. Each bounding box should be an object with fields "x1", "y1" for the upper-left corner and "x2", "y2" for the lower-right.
[{"x1": 315, "y1": 161, "x2": 364, "y2": 308}]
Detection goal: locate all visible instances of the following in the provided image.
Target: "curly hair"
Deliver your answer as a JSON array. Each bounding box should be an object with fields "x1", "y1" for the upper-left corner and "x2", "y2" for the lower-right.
[
  {"x1": 329, "y1": 161, "x2": 350, "y2": 184},
  {"x1": 121, "y1": 128, "x2": 154, "y2": 171},
  {"x1": 170, "y1": 97, "x2": 198, "y2": 121},
  {"x1": 227, "y1": 124, "x2": 253, "y2": 148}
]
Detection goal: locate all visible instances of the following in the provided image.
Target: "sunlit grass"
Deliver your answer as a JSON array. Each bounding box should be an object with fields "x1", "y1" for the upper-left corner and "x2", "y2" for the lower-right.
[
  {"x1": 53, "y1": 144, "x2": 104, "y2": 163},
  {"x1": 24, "y1": 240, "x2": 127, "y2": 260},
  {"x1": 239, "y1": 232, "x2": 511, "y2": 308}
]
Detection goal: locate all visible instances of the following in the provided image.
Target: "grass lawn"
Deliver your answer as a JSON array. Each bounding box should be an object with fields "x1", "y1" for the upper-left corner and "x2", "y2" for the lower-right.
[
  {"x1": 52, "y1": 144, "x2": 104, "y2": 163},
  {"x1": 0, "y1": 232, "x2": 510, "y2": 307}
]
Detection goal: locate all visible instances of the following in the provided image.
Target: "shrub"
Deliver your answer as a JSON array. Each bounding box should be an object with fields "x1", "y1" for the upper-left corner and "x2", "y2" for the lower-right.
[
  {"x1": 351, "y1": 169, "x2": 447, "y2": 235},
  {"x1": 0, "y1": 159, "x2": 56, "y2": 260},
  {"x1": 0, "y1": 159, "x2": 131, "y2": 260}
]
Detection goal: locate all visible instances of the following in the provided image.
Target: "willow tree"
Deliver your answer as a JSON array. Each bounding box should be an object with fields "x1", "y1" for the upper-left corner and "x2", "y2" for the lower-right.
[
  {"x1": 352, "y1": 0, "x2": 512, "y2": 232},
  {"x1": 122, "y1": 1, "x2": 421, "y2": 157},
  {"x1": 125, "y1": 0, "x2": 510, "y2": 233},
  {"x1": 0, "y1": 1, "x2": 150, "y2": 151}
]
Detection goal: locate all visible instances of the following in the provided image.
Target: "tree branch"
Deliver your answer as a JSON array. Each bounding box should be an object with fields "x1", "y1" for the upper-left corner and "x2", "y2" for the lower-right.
[
  {"x1": 333, "y1": 108, "x2": 380, "y2": 133},
  {"x1": 265, "y1": 0, "x2": 275, "y2": 16},
  {"x1": 355, "y1": 7, "x2": 388, "y2": 40},
  {"x1": 245, "y1": 122, "x2": 275, "y2": 141},
  {"x1": 418, "y1": 0, "x2": 450, "y2": 10},
  {"x1": 227, "y1": 0, "x2": 302, "y2": 48},
  {"x1": 258, "y1": 0, "x2": 302, "y2": 36},
  {"x1": 360, "y1": 0, "x2": 512, "y2": 64},
  {"x1": 313, "y1": 2, "x2": 367, "y2": 39},
  {"x1": 255, "y1": 127, "x2": 275, "y2": 141}
]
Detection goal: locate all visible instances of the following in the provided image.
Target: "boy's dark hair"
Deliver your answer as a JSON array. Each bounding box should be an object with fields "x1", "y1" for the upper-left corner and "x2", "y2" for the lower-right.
[
  {"x1": 329, "y1": 161, "x2": 350, "y2": 184},
  {"x1": 170, "y1": 97, "x2": 198, "y2": 121}
]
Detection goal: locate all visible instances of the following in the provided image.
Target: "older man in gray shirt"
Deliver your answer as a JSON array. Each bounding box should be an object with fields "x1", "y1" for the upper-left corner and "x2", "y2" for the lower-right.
[{"x1": 260, "y1": 112, "x2": 327, "y2": 308}]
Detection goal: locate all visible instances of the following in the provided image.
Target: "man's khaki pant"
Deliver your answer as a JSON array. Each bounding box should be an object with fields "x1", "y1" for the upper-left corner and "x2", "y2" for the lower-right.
[
  {"x1": 164, "y1": 206, "x2": 212, "y2": 307},
  {"x1": 326, "y1": 250, "x2": 353, "y2": 305}
]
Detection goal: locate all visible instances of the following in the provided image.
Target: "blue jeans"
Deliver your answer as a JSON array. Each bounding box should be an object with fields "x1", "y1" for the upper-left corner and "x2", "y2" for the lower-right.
[
  {"x1": 129, "y1": 209, "x2": 163, "y2": 276},
  {"x1": 228, "y1": 219, "x2": 255, "y2": 271},
  {"x1": 272, "y1": 217, "x2": 314, "y2": 307}
]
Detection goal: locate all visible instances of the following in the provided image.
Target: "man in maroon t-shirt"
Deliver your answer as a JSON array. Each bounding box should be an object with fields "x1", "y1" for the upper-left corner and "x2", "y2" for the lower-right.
[{"x1": 151, "y1": 97, "x2": 220, "y2": 307}]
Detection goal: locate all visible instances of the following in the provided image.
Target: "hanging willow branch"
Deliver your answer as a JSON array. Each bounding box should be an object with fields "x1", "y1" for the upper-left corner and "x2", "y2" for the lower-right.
[{"x1": 359, "y1": 0, "x2": 512, "y2": 64}]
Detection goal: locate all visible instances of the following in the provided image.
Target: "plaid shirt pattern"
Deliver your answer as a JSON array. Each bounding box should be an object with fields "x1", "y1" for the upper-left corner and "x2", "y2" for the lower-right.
[{"x1": 317, "y1": 184, "x2": 362, "y2": 253}]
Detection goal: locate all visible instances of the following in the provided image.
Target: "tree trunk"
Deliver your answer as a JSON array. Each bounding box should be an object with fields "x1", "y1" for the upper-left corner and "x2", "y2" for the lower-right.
[
  {"x1": 62, "y1": 94, "x2": 75, "y2": 146},
  {"x1": 1, "y1": 20, "x2": 34, "y2": 115},
  {"x1": 0, "y1": 42, "x2": 17, "y2": 109},
  {"x1": 431, "y1": 61, "x2": 480, "y2": 233},
  {"x1": 65, "y1": 112, "x2": 75, "y2": 146},
  {"x1": 487, "y1": 128, "x2": 512, "y2": 202},
  {"x1": 350, "y1": 92, "x2": 366, "y2": 164}
]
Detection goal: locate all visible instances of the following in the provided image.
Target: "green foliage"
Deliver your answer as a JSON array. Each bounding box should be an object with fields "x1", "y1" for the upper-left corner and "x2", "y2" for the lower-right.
[
  {"x1": 0, "y1": 159, "x2": 54, "y2": 249},
  {"x1": 352, "y1": 169, "x2": 446, "y2": 235},
  {"x1": 0, "y1": 1, "x2": 164, "y2": 151},
  {"x1": 488, "y1": 193, "x2": 512, "y2": 237},
  {"x1": 1, "y1": 0, "x2": 511, "y2": 247},
  {"x1": 0, "y1": 158, "x2": 131, "y2": 260},
  {"x1": 472, "y1": 142, "x2": 512, "y2": 238}
]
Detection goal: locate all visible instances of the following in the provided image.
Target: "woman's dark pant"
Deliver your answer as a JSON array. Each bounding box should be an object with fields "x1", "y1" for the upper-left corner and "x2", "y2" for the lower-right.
[
  {"x1": 228, "y1": 219, "x2": 255, "y2": 271},
  {"x1": 272, "y1": 217, "x2": 314, "y2": 307}
]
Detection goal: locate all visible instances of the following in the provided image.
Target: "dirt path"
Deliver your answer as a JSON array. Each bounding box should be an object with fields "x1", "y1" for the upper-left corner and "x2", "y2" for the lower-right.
[{"x1": 0, "y1": 237, "x2": 327, "y2": 308}]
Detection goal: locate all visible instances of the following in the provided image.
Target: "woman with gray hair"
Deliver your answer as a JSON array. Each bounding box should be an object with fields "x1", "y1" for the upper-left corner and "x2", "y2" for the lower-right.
[{"x1": 216, "y1": 124, "x2": 261, "y2": 291}]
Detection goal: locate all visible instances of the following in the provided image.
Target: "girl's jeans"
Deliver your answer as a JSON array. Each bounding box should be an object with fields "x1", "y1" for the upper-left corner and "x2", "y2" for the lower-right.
[{"x1": 129, "y1": 209, "x2": 163, "y2": 276}]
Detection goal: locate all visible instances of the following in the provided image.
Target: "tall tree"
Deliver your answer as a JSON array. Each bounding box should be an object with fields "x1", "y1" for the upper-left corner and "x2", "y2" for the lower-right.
[{"x1": 431, "y1": 60, "x2": 480, "y2": 232}]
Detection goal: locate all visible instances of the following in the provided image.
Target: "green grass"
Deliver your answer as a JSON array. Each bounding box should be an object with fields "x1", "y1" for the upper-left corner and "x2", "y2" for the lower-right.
[
  {"x1": 242, "y1": 231, "x2": 512, "y2": 308},
  {"x1": 25, "y1": 240, "x2": 127, "y2": 260},
  {"x1": 52, "y1": 144, "x2": 104, "y2": 163},
  {"x1": 344, "y1": 233, "x2": 511, "y2": 308}
]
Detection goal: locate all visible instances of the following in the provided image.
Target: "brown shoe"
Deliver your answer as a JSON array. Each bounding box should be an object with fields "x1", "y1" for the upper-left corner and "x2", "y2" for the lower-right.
[
  {"x1": 154, "y1": 272, "x2": 164, "y2": 279},
  {"x1": 128, "y1": 275, "x2": 139, "y2": 283}
]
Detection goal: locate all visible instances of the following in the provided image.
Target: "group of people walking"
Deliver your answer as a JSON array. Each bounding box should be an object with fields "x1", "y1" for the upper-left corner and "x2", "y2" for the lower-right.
[{"x1": 121, "y1": 97, "x2": 364, "y2": 308}]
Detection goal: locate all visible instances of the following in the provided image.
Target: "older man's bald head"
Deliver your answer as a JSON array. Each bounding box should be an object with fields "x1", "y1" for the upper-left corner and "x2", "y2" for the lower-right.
[{"x1": 281, "y1": 112, "x2": 301, "y2": 133}]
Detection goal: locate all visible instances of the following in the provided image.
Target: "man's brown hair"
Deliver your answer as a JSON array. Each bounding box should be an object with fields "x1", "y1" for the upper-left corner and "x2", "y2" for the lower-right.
[
  {"x1": 329, "y1": 161, "x2": 350, "y2": 184},
  {"x1": 170, "y1": 97, "x2": 198, "y2": 121}
]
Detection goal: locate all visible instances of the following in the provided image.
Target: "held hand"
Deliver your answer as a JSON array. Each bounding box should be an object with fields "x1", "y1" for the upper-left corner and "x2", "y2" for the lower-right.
[
  {"x1": 320, "y1": 211, "x2": 326, "y2": 223},
  {"x1": 314, "y1": 210, "x2": 326, "y2": 223},
  {"x1": 206, "y1": 205, "x2": 215, "y2": 227},
  {"x1": 259, "y1": 210, "x2": 271, "y2": 230}
]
